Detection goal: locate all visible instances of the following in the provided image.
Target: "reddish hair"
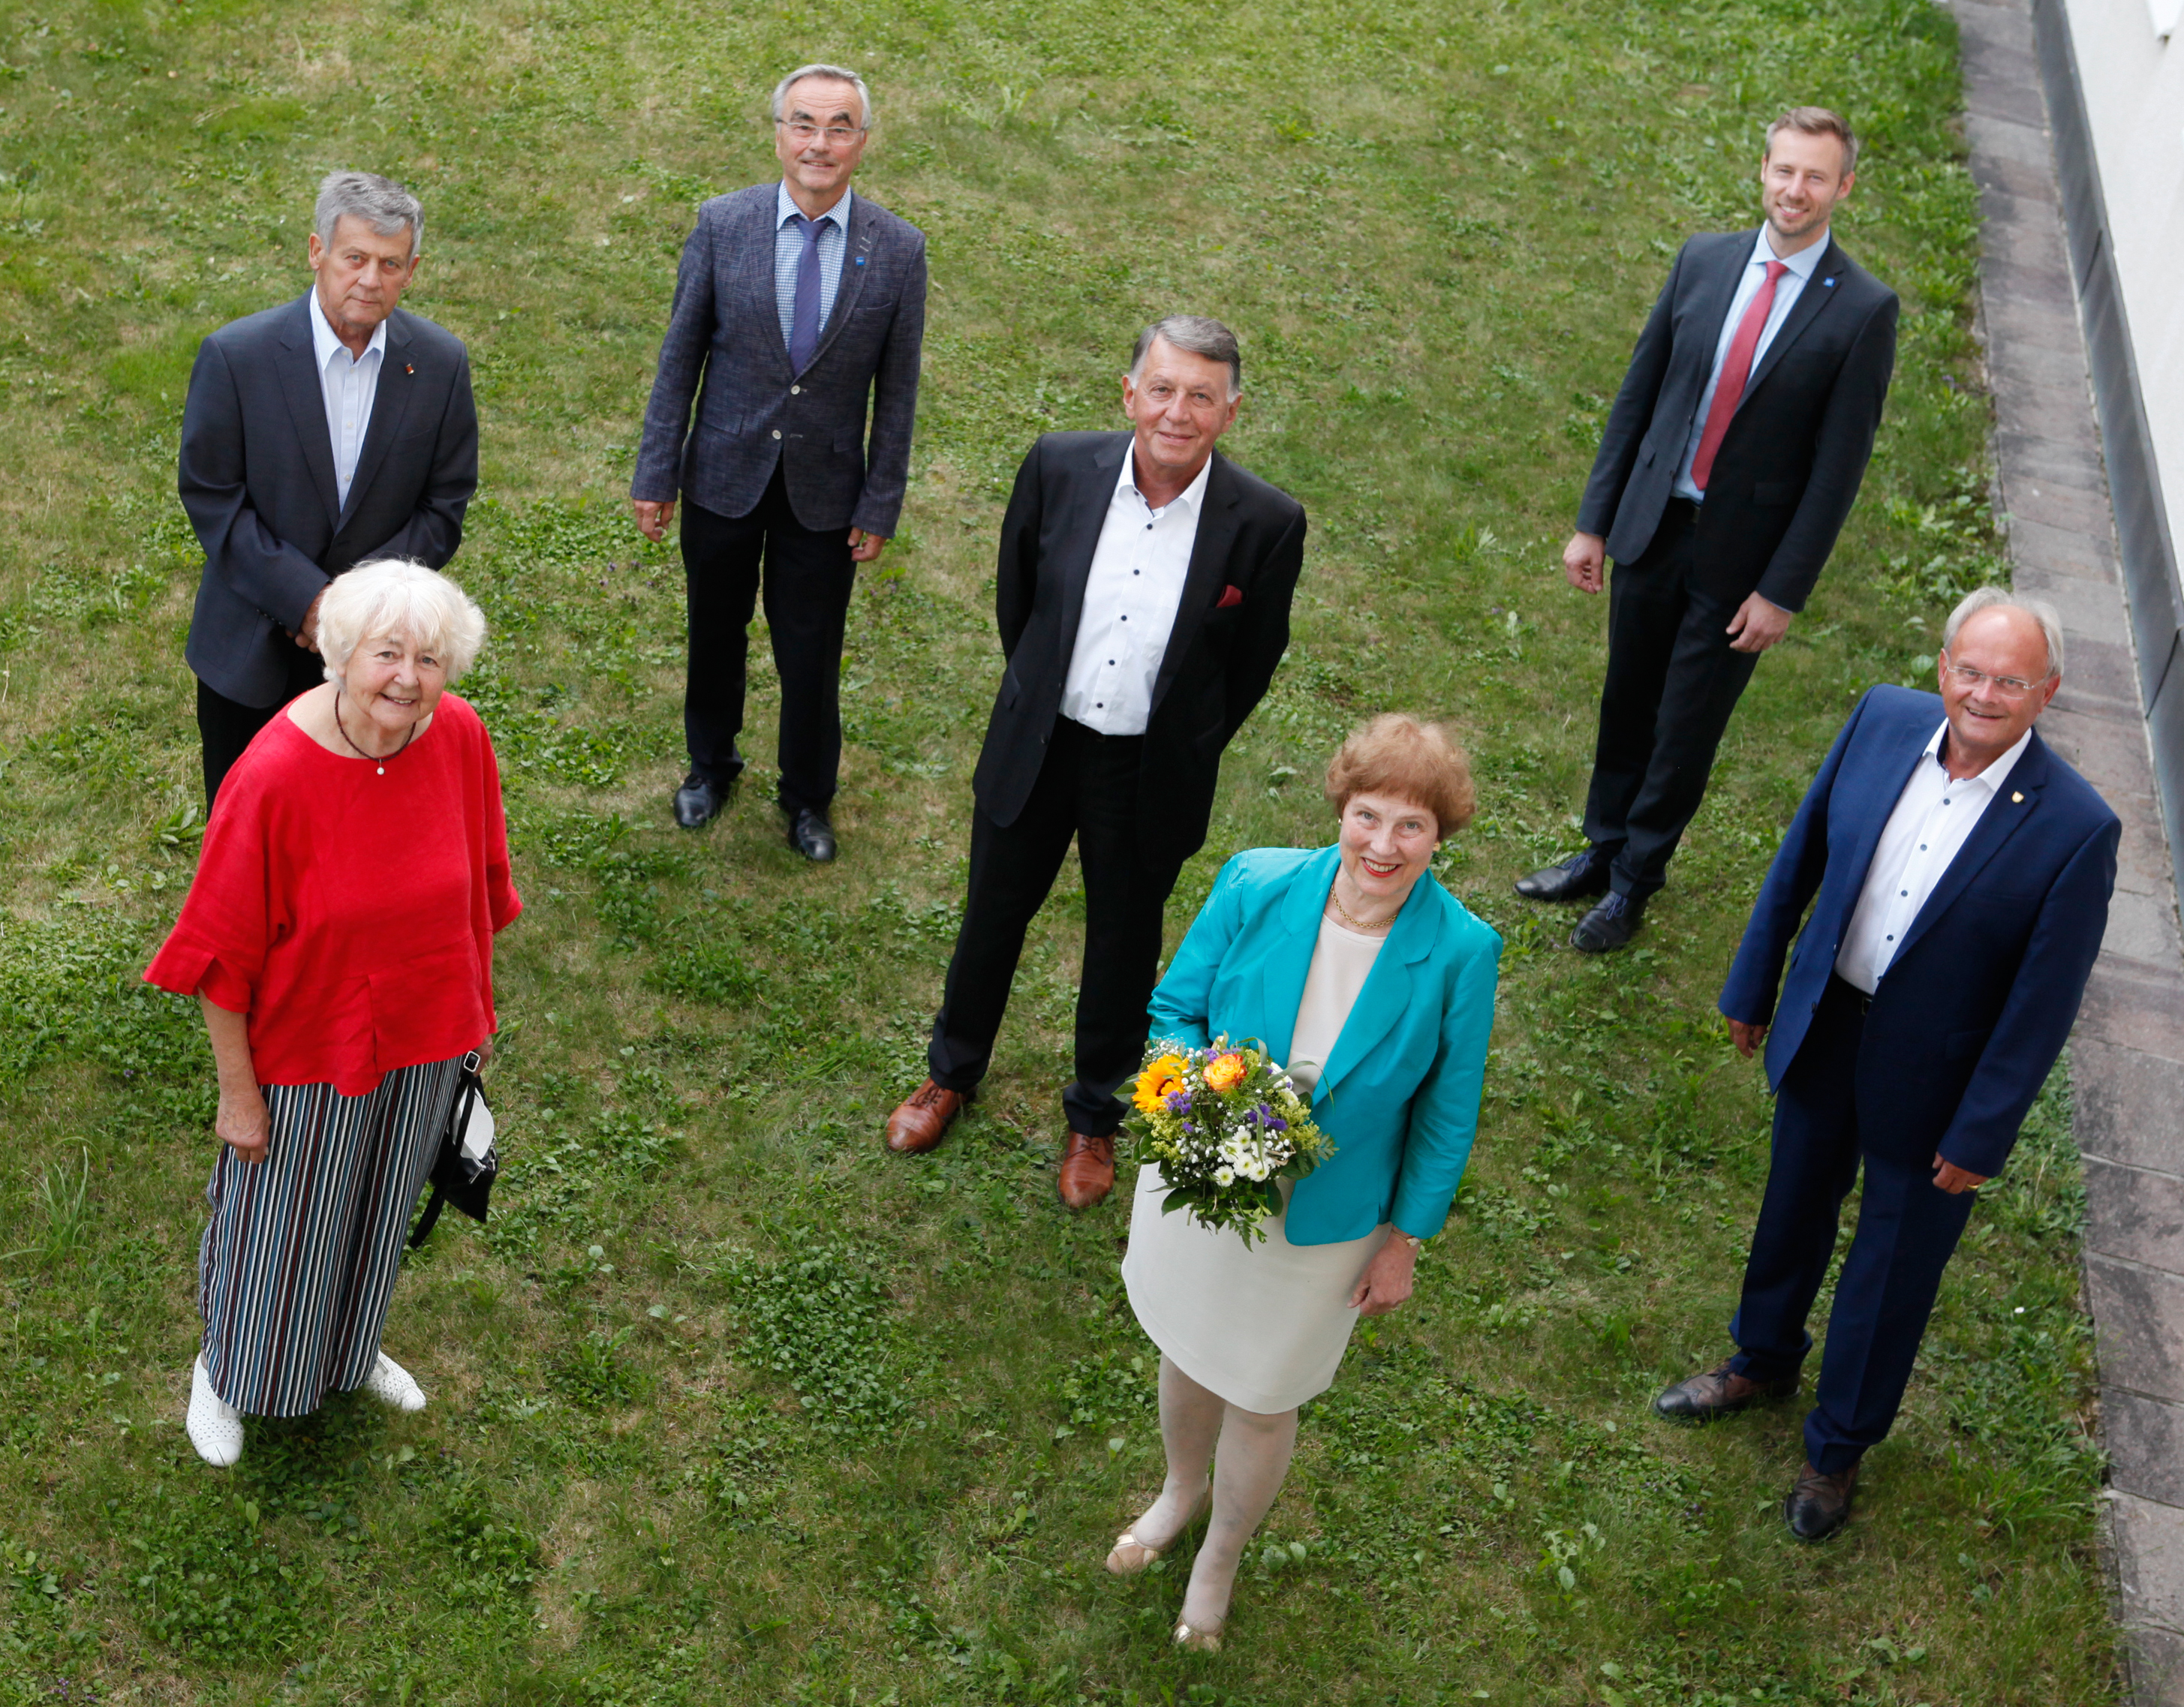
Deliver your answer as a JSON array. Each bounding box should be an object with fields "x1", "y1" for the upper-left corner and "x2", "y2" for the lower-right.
[{"x1": 1322, "y1": 714, "x2": 1476, "y2": 837}]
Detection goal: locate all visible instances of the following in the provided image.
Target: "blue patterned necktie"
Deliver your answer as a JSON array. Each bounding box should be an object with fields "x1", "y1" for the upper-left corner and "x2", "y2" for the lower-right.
[{"x1": 788, "y1": 214, "x2": 824, "y2": 373}]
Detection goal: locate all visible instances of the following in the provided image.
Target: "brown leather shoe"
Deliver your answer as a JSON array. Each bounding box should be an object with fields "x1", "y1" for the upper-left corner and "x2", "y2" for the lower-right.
[
  {"x1": 1653, "y1": 1359, "x2": 1799, "y2": 1422},
  {"x1": 1785, "y1": 1461, "x2": 1859, "y2": 1541},
  {"x1": 884, "y1": 1079, "x2": 970, "y2": 1154},
  {"x1": 1057, "y1": 1130, "x2": 1117, "y2": 1209}
]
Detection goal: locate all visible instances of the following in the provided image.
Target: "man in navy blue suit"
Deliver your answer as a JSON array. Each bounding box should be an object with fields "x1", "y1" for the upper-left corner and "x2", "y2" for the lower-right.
[{"x1": 1654, "y1": 590, "x2": 2118, "y2": 1540}]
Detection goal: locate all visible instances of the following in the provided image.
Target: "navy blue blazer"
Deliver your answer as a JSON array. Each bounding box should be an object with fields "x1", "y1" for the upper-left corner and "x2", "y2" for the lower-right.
[
  {"x1": 630, "y1": 185, "x2": 927, "y2": 537},
  {"x1": 1719, "y1": 686, "x2": 2117, "y2": 1178},
  {"x1": 179, "y1": 294, "x2": 477, "y2": 707}
]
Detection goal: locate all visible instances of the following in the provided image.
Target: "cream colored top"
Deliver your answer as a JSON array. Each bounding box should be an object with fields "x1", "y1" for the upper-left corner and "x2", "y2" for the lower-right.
[{"x1": 1286, "y1": 915, "x2": 1386, "y2": 1095}]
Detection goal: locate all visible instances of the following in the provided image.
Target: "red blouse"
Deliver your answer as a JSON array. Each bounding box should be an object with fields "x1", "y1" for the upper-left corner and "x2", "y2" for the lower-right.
[{"x1": 145, "y1": 694, "x2": 522, "y2": 1095}]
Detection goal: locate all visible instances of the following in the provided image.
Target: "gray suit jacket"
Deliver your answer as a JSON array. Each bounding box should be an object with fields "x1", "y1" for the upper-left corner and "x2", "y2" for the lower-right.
[
  {"x1": 631, "y1": 184, "x2": 927, "y2": 536},
  {"x1": 1575, "y1": 230, "x2": 1897, "y2": 613},
  {"x1": 179, "y1": 293, "x2": 478, "y2": 707}
]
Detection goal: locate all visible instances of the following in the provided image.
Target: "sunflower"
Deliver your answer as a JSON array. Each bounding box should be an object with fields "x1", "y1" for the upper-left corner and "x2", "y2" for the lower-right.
[{"x1": 1133, "y1": 1053, "x2": 1187, "y2": 1113}]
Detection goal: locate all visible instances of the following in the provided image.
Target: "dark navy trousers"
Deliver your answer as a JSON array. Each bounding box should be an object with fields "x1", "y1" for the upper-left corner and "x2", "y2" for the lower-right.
[{"x1": 1726, "y1": 975, "x2": 1978, "y2": 1475}]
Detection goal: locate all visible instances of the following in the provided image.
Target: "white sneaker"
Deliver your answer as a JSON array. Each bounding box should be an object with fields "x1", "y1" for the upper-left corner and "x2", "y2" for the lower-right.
[
  {"x1": 361, "y1": 1351, "x2": 427, "y2": 1413},
  {"x1": 186, "y1": 1356, "x2": 244, "y2": 1467}
]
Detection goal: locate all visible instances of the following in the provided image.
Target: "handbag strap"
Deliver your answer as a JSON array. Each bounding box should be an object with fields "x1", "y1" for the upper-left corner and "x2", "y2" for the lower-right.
[{"x1": 408, "y1": 1187, "x2": 449, "y2": 1249}]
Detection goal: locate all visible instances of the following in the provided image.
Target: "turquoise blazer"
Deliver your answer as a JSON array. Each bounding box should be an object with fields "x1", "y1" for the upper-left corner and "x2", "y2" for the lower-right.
[{"x1": 1147, "y1": 845, "x2": 1502, "y2": 1246}]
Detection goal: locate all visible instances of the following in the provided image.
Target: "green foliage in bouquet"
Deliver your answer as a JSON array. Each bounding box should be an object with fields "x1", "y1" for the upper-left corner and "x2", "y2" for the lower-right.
[{"x1": 1126, "y1": 1036, "x2": 1334, "y2": 1246}]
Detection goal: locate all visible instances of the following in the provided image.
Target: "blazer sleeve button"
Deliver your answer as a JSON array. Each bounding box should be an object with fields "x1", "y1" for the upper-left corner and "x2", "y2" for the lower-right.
[{"x1": 772, "y1": 429, "x2": 782, "y2": 440}]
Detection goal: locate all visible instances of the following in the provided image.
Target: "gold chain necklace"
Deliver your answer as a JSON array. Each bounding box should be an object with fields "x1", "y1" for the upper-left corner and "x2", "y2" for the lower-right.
[{"x1": 1328, "y1": 884, "x2": 1396, "y2": 933}]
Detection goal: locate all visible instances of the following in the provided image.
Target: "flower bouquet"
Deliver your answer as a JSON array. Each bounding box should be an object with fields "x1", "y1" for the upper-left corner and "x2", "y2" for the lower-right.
[{"x1": 1126, "y1": 1036, "x2": 1333, "y2": 1246}]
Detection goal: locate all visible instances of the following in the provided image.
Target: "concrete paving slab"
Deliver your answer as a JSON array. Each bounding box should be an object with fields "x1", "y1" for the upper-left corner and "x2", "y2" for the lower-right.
[
  {"x1": 1995, "y1": 429, "x2": 2113, "y2": 495},
  {"x1": 2087, "y1": 1156, "x2": 2184, "y2": 1273},
  {"x1": 2104, "y1": 1389, "x2": 2184, "y2": 1507},
  {"x1": 2008, "y1": 479, "x2": 2125, "y2": 539},
  {"x1": 2106, "y1": 889, "x2": 2184, "y2": 968},
  {"x1": 2077, "y1": 961, "x2": 2184, "y2": 1064},
  {"x1": 2012, "y1": 571, "x2": 2134, "y2": 644},
  {"x1": 2074, "y1": 1035, "x2": 2184, "y2": 1171},
  {"x1": 1966, "y1": 107, "x2": 2061, "y2": 171},
  {"x1": 2086, "y1": 1258, "x2": 2184, "y2": 1404},
  {"x1": 2008, "y1": 513, "x2": 2121, "y2": 577},
  {"x1": 2042, "y1": 707, "x2": 2157, "y2": 797}
]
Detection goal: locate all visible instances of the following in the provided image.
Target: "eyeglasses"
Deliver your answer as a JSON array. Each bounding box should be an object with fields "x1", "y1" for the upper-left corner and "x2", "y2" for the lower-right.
[
  {"x1": 1942, "y1": 658, "x2": 2050, "y2": 699},
  {"x1": 778, "y1": 121, "x2": 865, "y2": 144}
]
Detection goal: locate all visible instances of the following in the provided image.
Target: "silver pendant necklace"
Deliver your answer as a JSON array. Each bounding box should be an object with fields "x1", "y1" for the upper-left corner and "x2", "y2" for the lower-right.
[{"x1": 333, "y1": 691, "x2": 416, "y2": 775}]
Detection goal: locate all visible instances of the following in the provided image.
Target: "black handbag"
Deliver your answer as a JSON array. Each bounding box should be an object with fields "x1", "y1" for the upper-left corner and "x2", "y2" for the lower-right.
[{"x1": 408, "y1": 1050, "x2": 497, "y2": 1249}]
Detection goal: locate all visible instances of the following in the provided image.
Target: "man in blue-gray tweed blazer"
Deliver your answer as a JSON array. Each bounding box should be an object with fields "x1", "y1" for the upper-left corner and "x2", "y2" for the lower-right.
[{"x1": 631, "y1": 64, "x2": 926, "y2": 861}]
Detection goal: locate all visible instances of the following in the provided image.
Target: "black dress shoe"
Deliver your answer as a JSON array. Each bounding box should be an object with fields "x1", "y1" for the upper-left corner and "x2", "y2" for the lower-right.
[
  {"x1": 674, "y1": 772, "x2": 734, "y2": 830},
  {"x1": 1785, "y1": 1462, "x2": 1859, "y2": 1541},
  {"x1": 787, "y1": 807, "x2": 837, "y2": 863},
  {"x1": 1653, "y1": 1360, "x2": 1799, "y2": 1422},
  {"x1": 1515, "y1": 847, "x2": 1614, "y2": 903},
  {"x1": 1571, "y1": 891, "x2": 1645, "y2": 953}
]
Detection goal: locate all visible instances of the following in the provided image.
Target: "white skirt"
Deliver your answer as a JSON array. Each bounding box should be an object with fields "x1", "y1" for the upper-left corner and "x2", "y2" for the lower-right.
[{"x1": 1121, "y1": 1163, "x2": 1391, "y2": 1414}]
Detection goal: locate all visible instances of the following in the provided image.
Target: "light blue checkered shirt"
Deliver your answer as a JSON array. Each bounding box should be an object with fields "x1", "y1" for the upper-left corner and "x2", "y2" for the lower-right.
[{"x1": 774, "y1": 181, "x2": 852, "y2": 356}]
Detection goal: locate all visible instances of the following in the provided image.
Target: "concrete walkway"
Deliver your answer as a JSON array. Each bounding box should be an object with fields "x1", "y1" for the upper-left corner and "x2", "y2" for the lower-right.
[{"x1": 1957, "y1": 2, "x2": 2184, "y2": 1699}]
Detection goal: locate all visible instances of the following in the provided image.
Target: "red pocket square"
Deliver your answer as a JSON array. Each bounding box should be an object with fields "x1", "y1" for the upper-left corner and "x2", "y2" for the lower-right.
[{"x1": 1215, "y1": 584, "x2": 1244, "y2": 609}]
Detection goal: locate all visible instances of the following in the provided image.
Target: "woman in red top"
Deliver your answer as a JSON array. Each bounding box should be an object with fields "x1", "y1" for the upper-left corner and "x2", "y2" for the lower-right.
[{"x1": 146, "y1": 558, "x2": 520, "y2": 1466}]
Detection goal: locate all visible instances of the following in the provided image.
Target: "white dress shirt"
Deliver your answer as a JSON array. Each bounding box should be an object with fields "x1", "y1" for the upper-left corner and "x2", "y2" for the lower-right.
[
  {"x1": 1060, "y1": 452, "x2": 1211, "y2": 735},
  {"x1": 1834, "y1": 721, "x2": 2032, "y2": 993},
  {"x1": 308, "y1": 289, "x2": 387, "y2": 512},
  {"x1": 1672, "y1": 227, "x2": 1827, "y2": 502},
  {"x1": 774, "y1": 182, "x2": 852, "y2": 352}
]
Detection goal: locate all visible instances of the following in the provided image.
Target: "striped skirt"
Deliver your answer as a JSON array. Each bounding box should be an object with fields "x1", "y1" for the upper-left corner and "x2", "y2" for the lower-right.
[{"x1": 198, "y1": 1054, "x2": 461, "y2": 1417}]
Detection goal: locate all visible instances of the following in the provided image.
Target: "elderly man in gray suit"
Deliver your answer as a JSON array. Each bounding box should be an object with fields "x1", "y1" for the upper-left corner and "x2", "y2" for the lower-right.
[
  {"x1": 179, "y1": 170, "x2": 477, "y2": 804},
  {"x1": 632, "y1": 62, "x2": 928, "y2": 862}
]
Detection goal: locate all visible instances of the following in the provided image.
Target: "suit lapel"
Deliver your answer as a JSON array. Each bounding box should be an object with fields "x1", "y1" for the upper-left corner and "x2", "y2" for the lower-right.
[
  {"x1": 803, "y1": 196, "x2": 875, "y2": 372},
  {"x1": 1891, "y1": 732, "x2": 2050, "y2": 965},
  {"x1": 337, "y1": 314, "x2": 414, "y2": 531},
  {"x1": 1148, "y1": 452, "x2": 1242, "y2": 716},
  {"x1": 1256, "y1": 847, "x2": 1338, "y2": 1071},
  {"x1": 1055, "y1": 434, "x2": 1132, "y2": 653},
  {"x1": 276, "y1": 294, "x2": 341, "y2": 529},
  {"x1": 1742, "y1": 236, "x2": 1844, "y2": 400},
  {"x1": 744, "y1": 189, "x2": 796, "y2": 382},
  {"x1": 1313, "y1": 872, "x2": 1442, "y2": 1101}
]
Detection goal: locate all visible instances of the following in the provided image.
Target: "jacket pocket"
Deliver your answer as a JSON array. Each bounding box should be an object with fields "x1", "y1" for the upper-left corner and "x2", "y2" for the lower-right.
[
  {"x1": 1944, "y1": 1025, "x2": 1993, "y2": 1062},
  {"x1": 833, "y1": 428, "x2": 865, "y2": 454},
  {"x1": 1752, "y1": 479, "x2": 1798, "y2": 506}
]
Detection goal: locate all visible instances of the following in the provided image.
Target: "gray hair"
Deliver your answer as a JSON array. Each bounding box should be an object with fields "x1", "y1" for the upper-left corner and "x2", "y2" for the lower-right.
[
  {"x1": 1129, "y1": 315, "x2": 1242, "y2": 398},
  {"x1": 1942, "y1": 585, "x2": 2065, "y2": 679},
  {"x1": 314, "y1": 170, "x2": 423, "y2": 263},
  {"x1": 771, "y1": 63, "x2": 873, "y2": 130},
  {"x1": 318, "y1": 559, "x2": 488, "y2": 684},
  {"x1": 1764, "y1": 106, "x2": 1859, "y2": 179}
]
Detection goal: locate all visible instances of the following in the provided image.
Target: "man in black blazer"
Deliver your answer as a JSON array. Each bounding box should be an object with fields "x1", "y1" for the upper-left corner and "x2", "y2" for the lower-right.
[
  {"x1": 1656, "y1": 593, "x2": 2116, "y2": 1539},
  {"x1": 632, "y1": 63, "x2": 927, "y2": 862},
  {"x1": 179, "y1": 170, "x2": 477, "y2": 804},
  {"x1": 883, "y1": 317, "x2": 1307, "y2": 1209},
  {"x1": 1520, "y1": 107, "x2": 1898, "y2": 952}
]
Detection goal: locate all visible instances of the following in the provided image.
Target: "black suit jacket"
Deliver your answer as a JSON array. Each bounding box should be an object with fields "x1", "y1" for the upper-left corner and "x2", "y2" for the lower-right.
[
  {"x1": 973, "y1": 432, "x2": 1307, "y2": 867},
  {"x1": 1576, "y1": 230, "x2": 1897, "y2": 612},
  {"x1": 179, "y1": 293, "x2": 478, "y2": 706}
]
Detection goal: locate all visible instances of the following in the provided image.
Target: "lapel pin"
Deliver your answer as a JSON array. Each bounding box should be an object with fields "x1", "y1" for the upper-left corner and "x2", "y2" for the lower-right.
[
  {"x1": 2012, "y1": 791, "x2": 2024, "y2": 803},
  {"x1": 1822, "y1": 277, "x2": 1836, "y2": 287},
  {"x1": 855, "y1": 256, "x2": 866, "y2": 266},
  {"x1": 405, "y1": 363, "x2": 414, "y2": 374}
]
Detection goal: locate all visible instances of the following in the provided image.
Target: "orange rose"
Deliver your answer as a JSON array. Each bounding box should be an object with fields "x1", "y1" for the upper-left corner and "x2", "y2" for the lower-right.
[
  {"x1": 1134, "y1": 1053, "x2": 1187, "y2": 1113},
  {"x1": 1202, "y1": 1051, "x2": 1247, "y2": 1093}
]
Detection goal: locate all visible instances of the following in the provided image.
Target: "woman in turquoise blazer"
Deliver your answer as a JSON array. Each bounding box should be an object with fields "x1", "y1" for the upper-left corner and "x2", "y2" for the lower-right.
[{"x1": 1105, "y1": 714, "x2": 1501, "y2": 1650}]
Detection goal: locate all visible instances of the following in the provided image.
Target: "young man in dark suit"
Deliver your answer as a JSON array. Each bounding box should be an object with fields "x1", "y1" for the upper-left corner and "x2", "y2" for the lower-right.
[
  {"x1": 1522, "y1": 107, "x2": 1899, "y2": 952},
  {"x1": 179, "y1": 171, "x2": 478, "y2": 804},
  {"x1": 883, "y1": 317, "x2": 1308, "y2": 1210},
  {"x1": 631, "y1": 63, "x2": 927, "y2": 862},
  {"x1": 1656, "y1": 593, "x2": 2117, "y2": 1539}
]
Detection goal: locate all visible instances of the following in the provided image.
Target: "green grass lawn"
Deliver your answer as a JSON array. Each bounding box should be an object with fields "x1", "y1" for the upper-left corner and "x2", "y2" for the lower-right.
[{"x1": 0, "y1": 0, "x2": 2124, "y2": 1702}]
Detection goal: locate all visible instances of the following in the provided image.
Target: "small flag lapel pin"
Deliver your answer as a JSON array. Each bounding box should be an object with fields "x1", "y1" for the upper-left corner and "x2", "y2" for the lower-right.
[
  {"x1": 855, "y1": 256, "x2": 867, "y2": 266},
  {"x1": 2012, "y1": 791, "x2": 2025, "y2": 803}
]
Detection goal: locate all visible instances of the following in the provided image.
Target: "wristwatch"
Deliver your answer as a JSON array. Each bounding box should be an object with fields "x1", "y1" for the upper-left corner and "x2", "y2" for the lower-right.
[{"x1": 1397, "y1": 1234, "x2": 1424, "y2": 1253}]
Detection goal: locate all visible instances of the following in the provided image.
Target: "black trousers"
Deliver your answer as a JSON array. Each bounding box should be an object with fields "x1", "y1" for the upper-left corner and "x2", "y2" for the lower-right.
[
  {"x1": 1726, "y1": 976, "x2": 1978, "y2": 1475},
  {"x1": 197, "y1": 643, "x2": 326, "y2": 807},
  {"x1": 1581, "y1": 500, "x2": 1762, "y2": 900},
  {"x1": 680, "y1": 467, "x2": 857, "y2": 816},
  {"x1": 927, "y1": 719, "x2": 1185, "y2": 1136}
]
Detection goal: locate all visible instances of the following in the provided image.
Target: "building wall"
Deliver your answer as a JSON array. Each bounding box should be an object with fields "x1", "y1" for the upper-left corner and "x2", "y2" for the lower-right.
[{"x1": 2061, "y1": 0, "x2": 2184, "y2": 588}]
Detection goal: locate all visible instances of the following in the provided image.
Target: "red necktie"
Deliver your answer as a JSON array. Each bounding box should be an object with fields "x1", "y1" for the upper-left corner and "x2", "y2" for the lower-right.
[{"x1": 1689, "y1": 259, "x2": 1788, "y2": 494}]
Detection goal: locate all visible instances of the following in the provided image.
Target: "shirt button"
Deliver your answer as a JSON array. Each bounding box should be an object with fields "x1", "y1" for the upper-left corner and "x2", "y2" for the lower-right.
[
  {"x1": 1886, "y1": 933, "x2": 1894, "y2": 941},
  {"x1": 1121, "y1": 615, "x2": 1127, "y2": 621},
  {"x1": 772, "y1": 429, "x2": 783, "y2": 440}
]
